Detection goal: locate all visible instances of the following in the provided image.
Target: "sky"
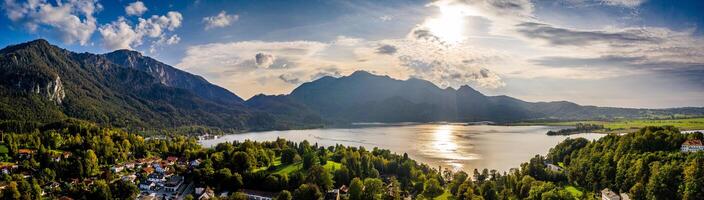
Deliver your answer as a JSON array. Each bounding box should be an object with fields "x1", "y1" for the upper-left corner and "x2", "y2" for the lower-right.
[{"x1": 1, "y1": 0, "x2": 704, "y2": 108}]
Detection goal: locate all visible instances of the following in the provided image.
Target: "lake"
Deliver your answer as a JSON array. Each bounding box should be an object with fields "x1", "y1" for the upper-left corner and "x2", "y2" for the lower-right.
[{"x1": 199, "y1": 124, "x2": 604, "y2": 172}]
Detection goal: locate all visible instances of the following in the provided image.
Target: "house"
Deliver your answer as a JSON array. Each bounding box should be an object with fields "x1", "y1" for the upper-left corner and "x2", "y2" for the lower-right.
[
  {"x1": 338, "y1": 185, "x2": 349, "y2": 194},
  {"x1": 198, "y1": 187, "x2": 215, "y2": 200},
  {"x1": 325, "y1": 189, "x2": 340, "y2": 200},
  {"x1": 139, "y1": 181, "x2": 155, "y2": 191},
  {"x1": 147, "y1": 173, "x2": 165, "y2": 183},
  {"x1": 163, "y1": 175, "x2": 184, "y2": 192},
  {"x1": 143, "y1": 166, "x2": 154, "y2": 174},
  {"x1": 122, "y1": 175, "x2": 137, "y2": 183},
  {"x1": 681, "y1": 139, "x2": 704, "y2": 152},
  {"x1": 0, "y1": 163, "x2": 17, "y2": 174},
  {"x1": 166, "y1": 156, "x2": 178, "y2": 165},
  {"x1": 601, "y1": 188, "x2": 620, "y2": 200},
  {"x1": 111, "y1": 165, "x2": 124, "y2": 173},
  {"x1": 152, "y1": 163, "x2": 166, "y2": 174},
  {"x1": 620, "y1": 193, "x2": 630, "y2": 200},
  {"x1": 124, "y1": 162, "x2": 136, "y2": 169},
  {"x1": 190, "y1": 159, "x2": 201, "y2": 168},
  {"x1": 546, "y1": 163, "x2": 562, "y2": 172},
  {"x1": 17, "y1": 149, "x2": 35, "y2": 159},
  {"x1": 241, "y1": 189, "x2": 275, "y2": 200}
]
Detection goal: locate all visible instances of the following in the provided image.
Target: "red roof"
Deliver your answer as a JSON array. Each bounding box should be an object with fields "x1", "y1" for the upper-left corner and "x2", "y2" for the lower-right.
[
  {"x1": 18, "y1": 149, "x2": 35, "y2": 154},
  {"x1": 683, "y1": 139, "x2": 703, "y2": 146},
  {"x1": 166, "y1": 156, "x2": 178, "y2": 162}
]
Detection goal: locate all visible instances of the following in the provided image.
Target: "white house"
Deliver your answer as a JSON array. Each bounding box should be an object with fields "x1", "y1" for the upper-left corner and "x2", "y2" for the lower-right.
[
  {"x1": 681, "y1": 139, "x2": 704, "y2": 152},
  {"x1": 601, "y1": 188, "x2": 620, "y2": 200}
]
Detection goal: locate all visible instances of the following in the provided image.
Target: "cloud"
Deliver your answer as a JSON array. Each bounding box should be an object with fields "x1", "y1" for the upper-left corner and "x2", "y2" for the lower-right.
[
  {"x1": 255, "y1": 53, "x2": 275, "y2": 68},
  {"x1": 379, "y1": 15, "x2": 392, "y2": 21},
  {"x1": 375, "y1": 44, "x2": 397, "y2": 55},
  {"x1": 125, "y1": 1, "x2": 147, "y2": 16},
  {"x1": 2, "y1": 0, "x2": 101, "y2": 45},
  {"x1": 203, "y1": 11, "x2": 238, "y2": 30},
  {"x1": 99, "y1": 11, "x2": 182, "y2": 51},
  {"x1": 600, "y1": 0, "x2": 645, "y2": 7},
  {"x1": 278, "y1": 74, "x2": 301, "y2": 84},
  {"x1": 515, "y1": 22, "x2": 659, "y2": 46},
  {"x1": 99, "y1": 17, "x2": 140, "y2": 50}
]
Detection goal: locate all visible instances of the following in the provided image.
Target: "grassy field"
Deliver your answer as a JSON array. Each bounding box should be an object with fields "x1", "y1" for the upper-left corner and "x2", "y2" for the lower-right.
[
  {"x1": 564, "y1": 185, "x2": 584, "y2": 199},
  {"x1": 271, "y1": 160, "x2": 342, "y2": 175},
  {"x1": 518, "y1": 117, "x2": 704, "y2": 132}
]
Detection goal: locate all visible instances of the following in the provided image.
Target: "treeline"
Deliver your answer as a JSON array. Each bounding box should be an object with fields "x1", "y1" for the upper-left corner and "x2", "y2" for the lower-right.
[
  {"x1": 445, "y1": 126, "x2": 704, "y2": 200},
  {"x1": 546, "y1": 123, "x2": 604, "y2": 135},
  {"x1": 0, "y1": 119, "x2": 202, "y2": 199}
]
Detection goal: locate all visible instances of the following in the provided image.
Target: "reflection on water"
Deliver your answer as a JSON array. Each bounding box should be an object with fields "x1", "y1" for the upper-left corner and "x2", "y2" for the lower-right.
[{"x1": 200, "y1": 124, "x2": 604, "y2": 172}]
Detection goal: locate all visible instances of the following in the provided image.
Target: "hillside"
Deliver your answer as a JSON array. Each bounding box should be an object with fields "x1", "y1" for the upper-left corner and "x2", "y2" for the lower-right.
[{"x1": 0, "y1": 39, "x2": 257, "y2": 130}]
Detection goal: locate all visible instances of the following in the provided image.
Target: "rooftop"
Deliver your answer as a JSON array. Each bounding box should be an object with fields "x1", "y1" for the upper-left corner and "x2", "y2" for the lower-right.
[{"x1": 683, "y1": 139, "x2": 703, "y2": 146}]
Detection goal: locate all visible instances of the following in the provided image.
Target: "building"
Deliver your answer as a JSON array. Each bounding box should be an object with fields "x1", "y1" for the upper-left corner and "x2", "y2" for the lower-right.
[
  {"x1": 17, "y1": 149, "x2": 35, "y2": 159},
  {"x1": 111, "y1": 165, "x2": 124, "y2": 173},
  {"x1": 147, "y1": 173, "x2": 165, "y2": 183},
  {"x1": 681, "y1": 139, "x2": 704, "y2": 152},
  {"x1": 325, "y1": 189, "x2": 340, "y2": 200},
  {"x1": 166, "y1": 156, "x2": 179, "y2": 165},
  {"x1": 139, "y1": 181, "x2": 155, "y2": 191},
  {"x1": 163, "y1": 176, "x2": 184, "y2": 192},
  {"x1": 241, "y1": 189, "x2": 275, "y2": 200},
  {"x1": 546, "y1": 163, "x2": 562, "y2": 172},
  {"x1": 197, "y1": 187, "x2": 215, "y2": 200},
  {"x1": 620, "y1": 193, "x2": 630, "y2": 200},
  {"x1": 601, "y1": 188, "x2": 620, "y2": 200}
]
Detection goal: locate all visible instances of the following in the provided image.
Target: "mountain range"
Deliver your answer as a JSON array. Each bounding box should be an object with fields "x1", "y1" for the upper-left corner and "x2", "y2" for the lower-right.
[{"x1": 1, "y1": 39, "x2": 702, "y2": 132}]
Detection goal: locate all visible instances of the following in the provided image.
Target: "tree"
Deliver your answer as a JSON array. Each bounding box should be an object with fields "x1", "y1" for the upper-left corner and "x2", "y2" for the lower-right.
[
  {"x1": 362, "y1": 178, "x2": 384, "y2": 200},
  {"x1": 84, "y1": 150, "x2": 99, "y2": 177},
  {"x1": 349, "y1": 178, "x2": 364, "y2": 200},
  {"x1": 424, "y1": 178, "x2": 444, "y2": 199},
  {"x1": 303, "y1": 152, "x2": 319, "y2": 170},
  {"x1": 3, "y1": 181, "x2": 20, "y2": 200},
  {"x1": 90, "y1": 180, "x2": 113, "y2": 200},
  {"x1": 281, "y1": 148, "x2": 298, "y2": 164},
  {"x1": 305, "y1": 165, "x2": 334, "y2": 190},
  {"x1": 683, "y1": 157, "x2": 704, "y2": 200},
  {"x1": 333, "y1": 166, "x2": 351, "y2": 188},
  {"x1": 231, "y1": 152, "x2": 256, "y2": 172},
  {"x1": 293, "y1": 184, "x2": 323, "y2": 200},
  {"x1": 276, "y1": 190, "x2": 292, "y2": 200},
  {"x1": 110, "y1": 180, "x2": 139, "y2": 200}
]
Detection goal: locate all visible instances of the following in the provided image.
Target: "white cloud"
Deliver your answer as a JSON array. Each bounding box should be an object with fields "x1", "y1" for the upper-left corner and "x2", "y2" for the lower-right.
[
  {"x1": 99, "y1": 17, "x2": 140, "y2": 50},
  {"x1": 125, "y1": 1, "x2": 147, "y2": 16},
  {"x1": 203, "y1": 11, "x2": 238, "y2": 30},
  {"x1": 2, "y1": 0, "x2": 101, "y2": 45},
  {"x1": 99, "y1": 11, "x2": 182, "y2": 51},
  {"x1": 600, "y1": 0, "x2": 645, "y2": 7}
]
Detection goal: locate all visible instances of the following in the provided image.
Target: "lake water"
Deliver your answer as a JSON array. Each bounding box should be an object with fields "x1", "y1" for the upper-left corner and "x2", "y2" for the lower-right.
[{"x1": 199, "y1": 124, "x2": 604, "y2": 172}]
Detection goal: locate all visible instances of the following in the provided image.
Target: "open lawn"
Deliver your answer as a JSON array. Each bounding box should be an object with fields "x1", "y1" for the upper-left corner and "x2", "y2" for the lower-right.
[
  {"x1": 271, "y1": 160, "x2": 342, "y2": 175},
  {"x1": 517, "y1": 117, "x2": 704, "y2": 132}
]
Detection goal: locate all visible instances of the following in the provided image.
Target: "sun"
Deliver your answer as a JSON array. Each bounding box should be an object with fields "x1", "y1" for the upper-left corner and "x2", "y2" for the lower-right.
[{"x1": 424, "y1": 2, "x2": 478, "y2": 45}]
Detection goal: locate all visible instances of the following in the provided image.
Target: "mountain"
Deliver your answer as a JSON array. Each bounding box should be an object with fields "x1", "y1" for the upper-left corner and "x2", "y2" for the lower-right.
[
  {"x1": 1, "y1": 39, "x2": 702, "y2": 131},
  {"x1": 103, "y1": 50, "x2": 243, "y2": 105},
  {"x1": 0, "y1": 39, "x2": 259, "y2": 130},
  {"x1": 284, "y1": 71, "x2": 704, "y2": 123}
]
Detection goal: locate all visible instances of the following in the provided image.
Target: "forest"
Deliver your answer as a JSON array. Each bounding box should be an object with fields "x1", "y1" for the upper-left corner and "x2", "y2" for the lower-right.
[{"x1": 0, "y1": 119, "x2": 701, "y2": 200}]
